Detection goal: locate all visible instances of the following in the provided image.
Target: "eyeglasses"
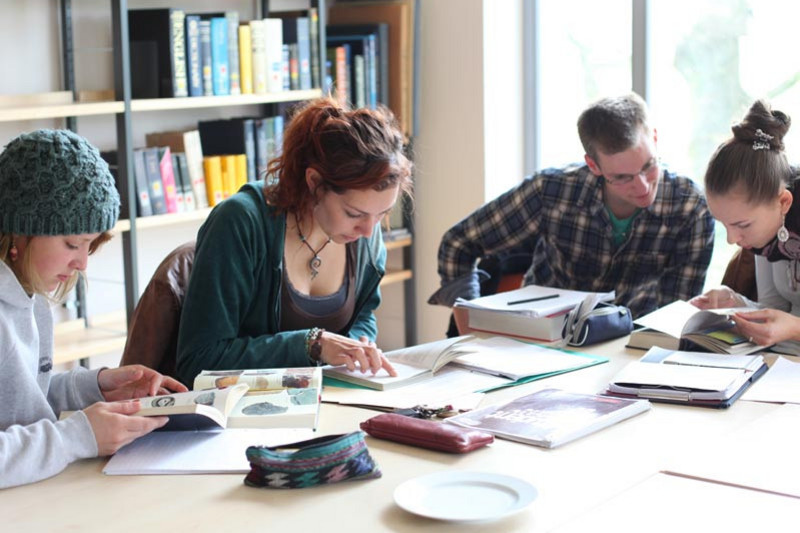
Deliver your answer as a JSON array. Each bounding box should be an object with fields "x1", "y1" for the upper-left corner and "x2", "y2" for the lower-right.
[{"x1": 602, "y1": 157, "x2": 660, "y2": 187}]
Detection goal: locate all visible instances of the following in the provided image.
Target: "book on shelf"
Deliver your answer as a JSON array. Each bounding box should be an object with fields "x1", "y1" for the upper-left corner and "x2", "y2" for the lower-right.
[
  {"x1": 145, "y1": 129, "x2": 208, "y2": 209},
  {"x1": 209, "y1": 17, "x2": 230, "y2": 96},
  {"x1": 198, "y1": 19, "x2": 213, "y2": 96},
  {"x1": 203, "y1": 155, "x2": 224, "y2": 206},
  {"x1": 444, "y1": 388, "x2": 651, "y2": 448},
  {"x1": 264, "y1": 18, "x2": 285, "y2": 93},
  {"x1": 198, "y1": 117, "x2": 257, "y2": 183},
  {"x1": 156, "y1": 146, "x2": 179, "y2": 214},
  {"x1": 171, "y1": 151, "x2": 195, "y2": 212},
  {"x1": 627, "y1": 300, "x2": 767, "y2": 354},
  {"x1": 140, "y1": 147, "x2": 168, "y2": 215},
  {"x1": 328, "y1": 0, "x2": 415, "y2": 136},
  {"x1": 184, "y1": 15, "x2": 203, "y2": 96},
  {"x1": 454, "y1": 285, "x2": 614, "y2": 342},
  {"x1": 328, "y1": 23, "x2": 389, "y2": 106},
  {"x1": 128, "y1": 8, "x2": 188, "y2": 98},
  {"x1": 308, "y1": 7, "x2": 321, "y2": 89},
  {"x1": 323, "y1": 335, "x2": 607, "y2": 391},
  {"x1": 225, "y1": 12, "x2": 241, "y2": 95},
  {"x1": 238, "y1": 23, "x2": 253, "y2": 94},
  {"x1": 130, "y1": 149, "x2": 153, "y2": 217},
  {"x1": 606, "y1": 346, "x2": 768, "y2": 408}
]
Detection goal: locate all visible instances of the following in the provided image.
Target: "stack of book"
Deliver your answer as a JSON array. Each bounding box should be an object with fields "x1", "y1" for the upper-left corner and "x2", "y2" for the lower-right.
[{"x1": 454, "y1": 285, "x2": 614, "y2": 342}]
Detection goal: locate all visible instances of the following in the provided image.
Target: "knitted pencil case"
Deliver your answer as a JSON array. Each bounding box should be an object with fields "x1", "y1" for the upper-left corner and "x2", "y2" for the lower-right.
[{"x1": 244, "y1": 431, "x2": 381, "y2": 489}]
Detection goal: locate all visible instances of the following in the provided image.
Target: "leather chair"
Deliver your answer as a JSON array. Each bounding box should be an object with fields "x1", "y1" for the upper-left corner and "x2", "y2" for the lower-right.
[{"x1": 120, "y1": 241, "x2": 196, "y2": 379}]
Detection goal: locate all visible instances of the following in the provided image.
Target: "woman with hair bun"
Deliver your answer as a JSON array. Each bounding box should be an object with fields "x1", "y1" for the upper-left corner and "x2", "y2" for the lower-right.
[
  {"x1": 176, "y1": 98, "x2": 413, "y2": 384},
  {"x1": 691, "y1": 100, "x2": 800, "y2": 352}
]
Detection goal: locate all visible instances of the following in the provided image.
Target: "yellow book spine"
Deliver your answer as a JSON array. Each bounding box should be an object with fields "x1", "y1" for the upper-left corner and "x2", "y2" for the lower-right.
[
  {"x1": 203, "y1": 156, "x2": 224, "y2": 206},
  {"x1": 239, "y1": 25, "x2": 253, "y2": 95},
  {"x1": 234, "y1": 154, "x2": 248, "y2": 189},
  {"x1": 221, "y1": 155, "x2": 237, "y2": 198}
]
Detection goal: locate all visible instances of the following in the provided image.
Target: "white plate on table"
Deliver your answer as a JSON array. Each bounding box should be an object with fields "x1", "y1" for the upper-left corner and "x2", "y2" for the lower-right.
[{"x1": 393, "y1": 471, "x2": 537, "y2": 522}]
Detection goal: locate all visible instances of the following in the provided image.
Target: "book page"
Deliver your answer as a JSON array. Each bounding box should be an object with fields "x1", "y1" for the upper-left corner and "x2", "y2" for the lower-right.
[
  {"x1": 103, "y1": 428, "x2": 314, "y2": 475},
  {"x1": 226, "y1": 388, "x2": 320, "y2": 429},
  {"x1": 643, "y1": 347, "x2": 763, "y2": 371},
  {"x1": 742, "y1": 356, "x2": 800, "y2": 404},
  {"x1": 633, "y1": 300, "x2": 698, "y2": 338},
  {"x1": 384, "y1": 335, "x2": 475, "y2": 371},
  {"x1": 450, "y1": 337, "x2": 600, "y2": 380},
  {"x1": 322, "y1": 366, "x2": 501, "y2": 409}
]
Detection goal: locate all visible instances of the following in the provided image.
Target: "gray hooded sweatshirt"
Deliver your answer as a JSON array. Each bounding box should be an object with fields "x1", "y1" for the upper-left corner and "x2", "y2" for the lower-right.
[{"x1": 0, "y1": 261, "x2": 103, "y2": 489}]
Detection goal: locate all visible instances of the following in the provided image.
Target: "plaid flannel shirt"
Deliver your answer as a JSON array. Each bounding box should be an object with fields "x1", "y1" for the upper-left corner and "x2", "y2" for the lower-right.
[{"x1": 430, "y1": 163, "x2": 715, "y2": 319}]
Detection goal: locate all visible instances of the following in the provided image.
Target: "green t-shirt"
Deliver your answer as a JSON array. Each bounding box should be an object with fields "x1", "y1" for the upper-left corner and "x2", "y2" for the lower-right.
[{"x1": 606, "y1": 207, "x2": 639, "y2": 247}]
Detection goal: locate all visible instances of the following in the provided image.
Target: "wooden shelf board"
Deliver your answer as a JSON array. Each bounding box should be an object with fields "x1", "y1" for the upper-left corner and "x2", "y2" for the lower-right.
[
  {"x1": 381, "y1": 269, "x2": 413, "y2": 286},
  {"x1": 384, "y1": 236, "x2": 412, "y2": 250},
  {"x1": 113, "y1": 207, "x2": 213, "y2": 233},
  {"x1": 53, "y1": 310, "x2": 128, "y2": 366},
  {"x1": 0, "y1": 101, "x2": 124, "y2": 122},
  {"x1": 130, "y1": 90, "x2": 323, "y2": 112}
]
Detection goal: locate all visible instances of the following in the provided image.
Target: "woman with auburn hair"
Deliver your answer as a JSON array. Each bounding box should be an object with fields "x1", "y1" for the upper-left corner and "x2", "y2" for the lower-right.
[
  {"x1": 691, "y1": 100, "x2": 800, "y2": 353},
  {"x1": 176, "y1": 98, "x2": 413, "y2": 384}
]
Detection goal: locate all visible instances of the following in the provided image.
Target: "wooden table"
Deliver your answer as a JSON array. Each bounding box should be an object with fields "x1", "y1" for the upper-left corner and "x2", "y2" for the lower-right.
[{"x1": 2, "y1": 338, "x2": 789, "y2": 532}]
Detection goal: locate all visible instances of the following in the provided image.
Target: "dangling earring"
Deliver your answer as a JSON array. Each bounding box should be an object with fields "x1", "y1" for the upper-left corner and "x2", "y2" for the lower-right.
[
  {"x1": 778, "y1": 215, "x2": 790, "y2": 243},
  {"x1": 9, "y1": 240, "x2": 18, "y2": 262}
]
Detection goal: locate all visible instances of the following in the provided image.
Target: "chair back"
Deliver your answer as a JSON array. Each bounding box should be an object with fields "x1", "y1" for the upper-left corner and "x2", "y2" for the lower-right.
[{"x1": 120, "y1": 241, "x2": 196, "y2": 379}]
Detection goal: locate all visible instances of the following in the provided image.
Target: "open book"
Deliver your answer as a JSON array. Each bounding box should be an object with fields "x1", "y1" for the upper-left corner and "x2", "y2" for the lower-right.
[
  {"x1": 322, "y1": 335, "x2": 607, "y2": 391},
  {"x1": 455, "y1": 285, "x2": 615, "y2": 342},
  {"x1": 191, "y1": 367, "x2": 322, "y2": 429},
  {"x1": 606, "y1": 347, "x2": 768, "y2": 408},
  {"x1": 443, "y1": 388, "x2": 651, "y2": 448},
  {"x1": 136, "y1": 383, "x2": 250, "y2": 430},
  {"x1": 627, "y1": 300, "x2": 767, "y2": 354}
]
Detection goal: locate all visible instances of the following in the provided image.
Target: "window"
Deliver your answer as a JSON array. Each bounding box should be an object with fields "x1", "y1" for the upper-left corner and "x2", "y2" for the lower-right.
[{"x1": 537, "y1": 0, "x2": 631, "y2": 168}]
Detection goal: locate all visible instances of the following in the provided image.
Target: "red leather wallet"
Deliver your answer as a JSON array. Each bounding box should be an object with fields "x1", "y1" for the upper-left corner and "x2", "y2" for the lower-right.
[{"x1": 360, "y1": 413, "x2": 494, "y2": 453}]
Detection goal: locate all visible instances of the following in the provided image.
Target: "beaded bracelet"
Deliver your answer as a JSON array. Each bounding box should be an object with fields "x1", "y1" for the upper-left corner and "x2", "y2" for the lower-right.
[{"x1": 305, "y1": 327, "x2": 325, "y2": 365}]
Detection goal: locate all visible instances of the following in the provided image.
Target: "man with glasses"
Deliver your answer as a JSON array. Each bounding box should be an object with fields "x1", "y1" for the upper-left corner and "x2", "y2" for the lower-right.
[{"x1": 429, "y1": 93, "x2": 714, "y2": 319}]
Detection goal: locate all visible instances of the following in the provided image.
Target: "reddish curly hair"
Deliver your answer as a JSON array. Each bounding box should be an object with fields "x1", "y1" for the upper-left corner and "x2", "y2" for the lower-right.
[{"x1": 265, "y1": 97, "x2": 412, "y2": 214}]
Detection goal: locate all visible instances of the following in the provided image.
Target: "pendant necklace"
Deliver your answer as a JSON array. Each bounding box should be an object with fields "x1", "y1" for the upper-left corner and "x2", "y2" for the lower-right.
[{"x1": 295, "y1": 213, "x2": 331, "y2": 280}]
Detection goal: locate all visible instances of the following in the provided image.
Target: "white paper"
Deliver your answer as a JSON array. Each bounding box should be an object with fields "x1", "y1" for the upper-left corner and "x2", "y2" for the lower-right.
[
  {"x1": 103, "y1": 428, "x2": 314, "y2": 475},
  {"x1": 742, "y1": 356, "x2": 800, "y2": 404}
]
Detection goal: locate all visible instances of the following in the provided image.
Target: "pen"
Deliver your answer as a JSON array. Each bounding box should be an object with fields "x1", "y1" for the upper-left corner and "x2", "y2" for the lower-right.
[{"x1": 507, "y1": 294, "x2": 560, "y2": 306}]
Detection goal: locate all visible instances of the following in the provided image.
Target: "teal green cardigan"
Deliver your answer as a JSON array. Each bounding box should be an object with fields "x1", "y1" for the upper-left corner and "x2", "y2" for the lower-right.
[{"x1": 176, "y1": 182, "x2": 386, "y2": 385}]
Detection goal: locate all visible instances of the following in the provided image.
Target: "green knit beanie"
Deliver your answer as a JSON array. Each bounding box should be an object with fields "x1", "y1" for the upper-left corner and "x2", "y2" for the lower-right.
[{"x1": 0, "y1": 129, "x2": 120, "y2": 236}]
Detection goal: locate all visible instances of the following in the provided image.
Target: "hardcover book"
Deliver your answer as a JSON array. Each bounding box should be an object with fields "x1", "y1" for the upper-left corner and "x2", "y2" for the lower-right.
[{"x1": 444, "y1": 388, "x2": 651, "y2": 448}]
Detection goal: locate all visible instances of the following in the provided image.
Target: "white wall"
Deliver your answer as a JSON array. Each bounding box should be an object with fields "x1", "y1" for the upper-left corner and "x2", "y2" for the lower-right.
[{"x1": 414, "y1": 0, "x2": 524, "y2": 343}]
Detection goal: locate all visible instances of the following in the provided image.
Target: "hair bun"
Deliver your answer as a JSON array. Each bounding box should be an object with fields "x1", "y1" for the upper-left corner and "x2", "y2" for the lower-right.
[{"x1": 732, "y1": 99, "x2": 791, "y2": 151}]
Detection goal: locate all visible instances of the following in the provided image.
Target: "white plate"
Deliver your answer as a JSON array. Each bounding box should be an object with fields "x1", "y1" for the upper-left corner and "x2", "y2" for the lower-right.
[{"x1": 393, "y1": 471, "x2": 537, "y2": 522}]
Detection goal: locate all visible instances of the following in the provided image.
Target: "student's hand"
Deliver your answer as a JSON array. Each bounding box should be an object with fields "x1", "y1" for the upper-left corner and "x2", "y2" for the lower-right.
[
  {"x1": 733, "y1": 308, "x2": 800, "y2": 346},
  {"x1": 98, "y1": 365, "x2": 188, "y2": 402},
  {"x1": 83, "y1": 400, "x2": 168, "y2": 456},
  {"x1": 689, "y1": 286, "x2": 745, "y2": 309},
  {"x1": 319, "y1": 332, "x2": 397, "y2": 377}
]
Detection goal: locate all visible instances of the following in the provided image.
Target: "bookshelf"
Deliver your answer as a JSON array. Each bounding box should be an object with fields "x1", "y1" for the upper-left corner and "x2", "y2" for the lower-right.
[{"x1": 5, "y1": 0, "x2": 418, "y2": 363}]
